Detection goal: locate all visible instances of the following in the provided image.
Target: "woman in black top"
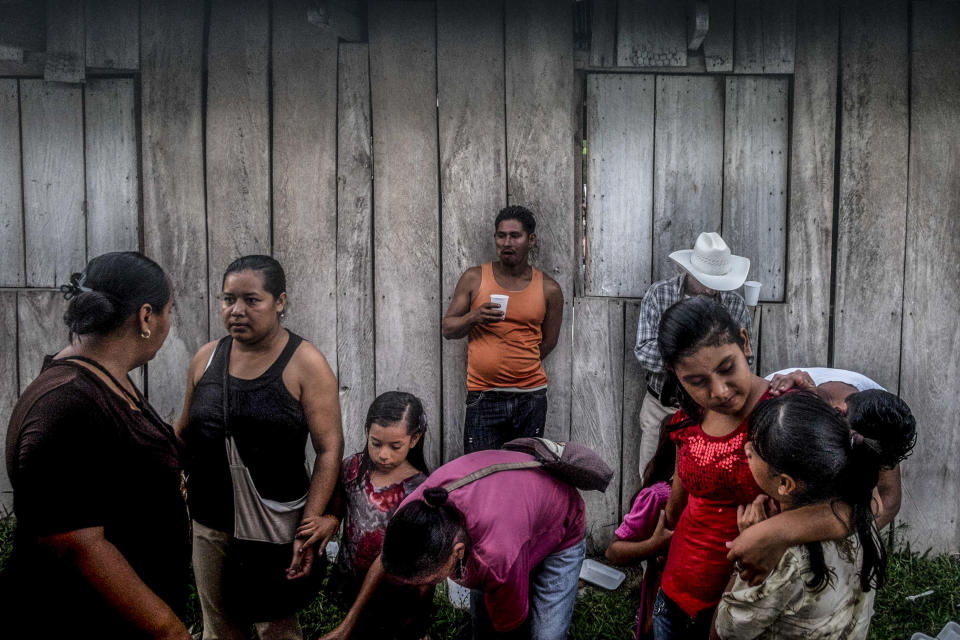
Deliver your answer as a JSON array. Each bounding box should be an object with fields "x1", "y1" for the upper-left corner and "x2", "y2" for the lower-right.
[
  {"x1": 3, "y1": 252, "x2": 191, "y2": 640},
  {"x1": 176, "y1": 255, "x2": 343, "y2": 640}
]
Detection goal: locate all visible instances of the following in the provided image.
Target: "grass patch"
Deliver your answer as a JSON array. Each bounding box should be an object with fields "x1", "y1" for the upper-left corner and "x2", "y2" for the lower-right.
[{"x1": 2, "y1": 512, "x2": 957, "y2": 639}]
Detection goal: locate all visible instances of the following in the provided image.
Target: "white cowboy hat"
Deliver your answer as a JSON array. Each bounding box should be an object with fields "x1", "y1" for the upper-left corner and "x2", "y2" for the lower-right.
[{"x1": 669, "y1": 232, "x2": 750, "y2": 291}]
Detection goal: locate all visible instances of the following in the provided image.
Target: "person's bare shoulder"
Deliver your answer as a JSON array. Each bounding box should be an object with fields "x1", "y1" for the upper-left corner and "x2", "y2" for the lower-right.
[
  {"x1": 541, "y1": 271, "x2": 563, "y2": 300},
  {"x1": 290, "y1": 339, "x2": 335, "y2": 378},
  {"x1": 188, "y1": 339, "x2": 220, "y2": 382}
]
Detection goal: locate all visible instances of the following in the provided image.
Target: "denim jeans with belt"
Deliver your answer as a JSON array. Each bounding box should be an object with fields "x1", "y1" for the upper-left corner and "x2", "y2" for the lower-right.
[
  {"x1": 470, "y1": 536, "x2": 586, "y2": 639},
  {"x1": 652, "y1": 589, "x2": 713, "y2": 640},
  {"x1": 463, "y1": 388, "x2": 548, "y2": 453}
]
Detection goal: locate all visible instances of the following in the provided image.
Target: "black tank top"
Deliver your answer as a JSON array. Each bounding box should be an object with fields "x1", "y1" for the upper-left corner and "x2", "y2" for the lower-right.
[{"x1": 184, "y1": 332, "x2": 309, "y2": 532}]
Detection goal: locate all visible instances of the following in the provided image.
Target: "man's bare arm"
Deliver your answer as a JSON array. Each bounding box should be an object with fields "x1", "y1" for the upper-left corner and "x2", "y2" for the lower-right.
[
  {"x1": 442, "y1": 267, "x2": 502, "y2": 339},
  {"x1": 539, "y1": 275, "x2": 564, "y2": 360}
]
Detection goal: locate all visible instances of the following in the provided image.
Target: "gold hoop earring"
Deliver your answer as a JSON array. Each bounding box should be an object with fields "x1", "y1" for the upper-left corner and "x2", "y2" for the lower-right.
[{"x1": 140, "y1": 329, "x2": 151, "y2": 339}]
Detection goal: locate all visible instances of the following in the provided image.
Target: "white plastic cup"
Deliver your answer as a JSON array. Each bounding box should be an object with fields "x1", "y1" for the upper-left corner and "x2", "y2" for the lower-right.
[
  {"x1": 489, "y1": 294, "x2": 509, "y2": 317},
  {"x1": 743, "y1": 281, "x2": 761, "y2": 306},
  {"x1": 446, "y1": 577, "x2": 471, "y2": 609}
]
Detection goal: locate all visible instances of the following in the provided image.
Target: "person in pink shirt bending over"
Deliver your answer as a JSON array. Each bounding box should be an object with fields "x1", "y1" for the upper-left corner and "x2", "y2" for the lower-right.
[{"x1": 323, "y1": 449, "x2": 586, "y2": 640}]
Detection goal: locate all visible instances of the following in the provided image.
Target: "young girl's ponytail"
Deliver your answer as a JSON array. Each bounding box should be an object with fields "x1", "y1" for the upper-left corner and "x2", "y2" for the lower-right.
[{"x1": 839, "y1": 429, "x2": 887, "y2": 592}]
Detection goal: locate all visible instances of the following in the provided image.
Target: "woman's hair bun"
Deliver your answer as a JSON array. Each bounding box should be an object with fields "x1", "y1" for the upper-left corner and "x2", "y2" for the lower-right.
[
  {"x1": 423, "y1": 487, "x2": 449, "y2": 507},
  {"x1": 63, "y1": 290, "x2": 122, "y2": 336}
]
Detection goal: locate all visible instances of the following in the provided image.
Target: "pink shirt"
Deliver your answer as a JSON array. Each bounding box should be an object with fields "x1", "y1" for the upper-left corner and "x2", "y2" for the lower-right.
[{"x1": 401, "y1": 450, "x2": 585, "y2": 632}]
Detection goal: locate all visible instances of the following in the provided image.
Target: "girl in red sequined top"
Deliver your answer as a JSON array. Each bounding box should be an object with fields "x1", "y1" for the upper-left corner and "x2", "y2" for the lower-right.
[{"x1": 650, "y1": 296, "x2": 773, "y2": 639}]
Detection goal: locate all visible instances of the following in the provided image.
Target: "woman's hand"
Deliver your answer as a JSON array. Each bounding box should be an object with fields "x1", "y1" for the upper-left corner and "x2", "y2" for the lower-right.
[
  {"x1": 297, "y1": 514, "x2": 340, "y2": 550},
  {"x1": 737, "y1": 495, "x2": 774, "y2": 533},
  {"x1": 767, "y1": 370, "x2": 816, "y2": 396},
  {"x1": 726, "y1": 523, "x2": 790, "y2": 586},
  {"x1": 286, "y1": 538, "x2": 315, "y2": 580}
]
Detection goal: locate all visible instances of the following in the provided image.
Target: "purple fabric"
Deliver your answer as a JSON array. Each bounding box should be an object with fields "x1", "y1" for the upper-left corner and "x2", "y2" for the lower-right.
[{"x1": 613, "y1": 481, "x2": 671, "y2": 640}]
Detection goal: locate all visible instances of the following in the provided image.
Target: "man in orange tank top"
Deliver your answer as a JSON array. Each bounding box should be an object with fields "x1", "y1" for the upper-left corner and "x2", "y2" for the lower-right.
[{"x1": 442, "y1": 206, "x2": 564, "y2": 454}]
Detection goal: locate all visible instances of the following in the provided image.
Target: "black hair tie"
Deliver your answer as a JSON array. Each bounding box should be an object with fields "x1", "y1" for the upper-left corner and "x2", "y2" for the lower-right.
[
  {"x1": 59, "y1": 272, "x2": 91, "y2": 300},
  {"x1": 423, "y1": 487, "x2": 449, "y2": 507}
]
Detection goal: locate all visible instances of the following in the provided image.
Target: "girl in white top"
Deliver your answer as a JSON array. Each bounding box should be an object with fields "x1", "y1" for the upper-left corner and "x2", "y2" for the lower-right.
[{"x1": 715, "y1": 391, "x2": 916, "y2": 640}]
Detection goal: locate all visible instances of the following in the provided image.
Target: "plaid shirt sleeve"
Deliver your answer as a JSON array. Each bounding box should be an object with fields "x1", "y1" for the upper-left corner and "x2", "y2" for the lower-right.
[
  {"x1": 721, "y1": 292, "x2": 753, "y2": 340},
  {"x1": 634, "y1": 282, "x2": 669, "y2": 374}
]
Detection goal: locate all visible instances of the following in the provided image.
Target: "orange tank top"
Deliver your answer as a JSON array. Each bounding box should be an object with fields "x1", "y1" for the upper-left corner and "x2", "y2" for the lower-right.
[{"x1": 466, "y1": 262, "x2": 549, "y2": 391}]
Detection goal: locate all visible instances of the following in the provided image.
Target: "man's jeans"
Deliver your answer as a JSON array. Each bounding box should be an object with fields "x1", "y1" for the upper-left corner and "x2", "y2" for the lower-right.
[
  {"x1": 464, "y1": 388, "x2": 547, "y2": 453},
  {"x1": 651, "y1": 589, "x2": 713, "y2": 640},
  {"x1": 470, "y1": 536, "x2": 586, "y2": 639}
]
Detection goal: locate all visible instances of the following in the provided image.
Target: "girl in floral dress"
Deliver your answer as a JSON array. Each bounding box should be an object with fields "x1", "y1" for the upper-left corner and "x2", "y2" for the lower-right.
[{"x1": 322, "y1": 391, "x2": 432, "y2": 640}]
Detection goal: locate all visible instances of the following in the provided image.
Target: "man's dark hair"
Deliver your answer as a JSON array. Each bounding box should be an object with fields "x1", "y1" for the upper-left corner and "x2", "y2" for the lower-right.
[{"x1": 494, "y1": 205, "x2": 536, "y2": 235}]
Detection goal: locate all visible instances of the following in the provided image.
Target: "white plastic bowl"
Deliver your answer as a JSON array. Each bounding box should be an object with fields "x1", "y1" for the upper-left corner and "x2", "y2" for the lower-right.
[{"x1": 578, "y1": 558, "x2": 625, "y2": 590}]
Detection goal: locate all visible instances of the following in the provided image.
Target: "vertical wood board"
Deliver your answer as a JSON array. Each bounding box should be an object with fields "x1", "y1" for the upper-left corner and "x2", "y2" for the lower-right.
[
  {"x1": 722, "y1": 76, "x2": 789, "y2": 301},
  {"x1": 85, "y1": 0, "x2": 139, "y2": 69},
  {"x1": 45, "y1": 0, "x2": 85, "y2": 82},
  {"x1": 437, "y1": 0, "x2": 506, "y2": 461},
  {"x1": 621, "y1": 299, "x2": 645, "y2": 517},
  {"x1": 336, "y1": 42, "x2": 375, "y2": 461},
  {"x1": 760, "y1": 0, "x2": 838, "y2": 373},
  {"x1": 589, "y1": 0, "x2": 617, "y2": 67},
  {"x1": 0, "y1": 80, "x2": 23, "y2": 286},
  {"x1": 572, "y1": 297, "x2": 624, "y2": 552},
  {"x1": 272, "y1": 0, "x2": 339, "y2": 368},
  {"x1": 0, "y1": 292, "x2": 17, "y2": 508},
  {"x1": 17, "y1": 291, "x2": 65, "y2": 393},
  {"x1": 85, "y1": 78, "x2": 140, "y2": 256},
  {"x1": 369, "y1": 1, "x2": 441, "y2": 468},
  {"x1": 899, "y1": 0, "x2": 960, "y2": 554},
  {"x1": 733, "y1": 0, "x2": 796, "y2": 73},
  {"x1": 585, "y1": 74, "x2": 654, "y2": 297},
  {"x1": 21, "y1": 80, "x2": 85, "y2": 288},
  {"x1": 141, "y1": 0, "x2": 207, "y2": 420},
  {"x1": 703, "y1": 0, "x2": 734, "y2": 72},
  {"x1": 834, "y1": 0, "x2": 909, "y2": 392},
  {"x1": 205, "y1": 0, "x2": 271, "y2": 332},
  {"x1": 653, "y1": 75, "x2": 724, "y2": 282},
  {"x1": 505, "y1": 0, "x2": 576, "y2": 441},
  {"x1": 617, "y1": 0, "x2": 687, "y2": 67}
]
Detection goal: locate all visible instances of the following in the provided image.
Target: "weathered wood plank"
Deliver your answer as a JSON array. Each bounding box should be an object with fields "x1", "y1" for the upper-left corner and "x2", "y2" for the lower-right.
[
  {"x1": 703, "y1": 0, "x2": 734, "y2": 72},
  {"x1": 505, "y1": 0, "x2": 576, "y2": 442},
  {"x1": 722, "y1": 76, "x2": 789, "y2": 302},
  {"x1": 85, "y1": 0, "x2": 138, "y2": 70},
  {"x1": 369, "y1": 1, "x2": 441, "y2": 469},
  {"x1": 21, "y1": 80, "x2": 85, "y2": 288},
  {"x1": 205, "y1": 0, "x2": 270, "y2": 332},
  {"x1": 336, "y1": 42, "x2": 374, "y2": 461},
  {"x1": 617, "y1": 0, "x2": 687, "y2": 67},
  {"x1": 590, "y1": 0, "x2": 617, "y2": 67},
  {"x1": 759, "y1": 0, "x2": 838, "y2": 374},
  {"x1": 0, "y1": 80, "x2": 23, "y2": 286},
  {"x1": 272, "y1": 0, "x2": 338, "y2": 368},
  {"x1": 141, "y1": 0, "x2": 207, "y2": 420},
  {"x1": 45, "y1": 0, "x2": 84, "y2": 82},
  {"x1": 572, "y1": 297, "x2": 624, "y2": 552},
  {"x1": 17, "y1": 291, "x2": 65, "y2": 393},
  {"x1": 621, "y1": 299, "x2": 645, "y2": 518},
  {"x1": 653, "y1": 74, "x2": 724, "y2": 282},
  {"x1": 834, "y1": 0, "x2": 908, "y2": 392},
  {"x1": 899, "y1": 0, "x2": 960, "y2": 555},
  {"x1": 0, "y1": 292, "x2": 17, "y2": 508},
  {"x1": 437, "y1": 0, "x2": 506, "y2": 462},
  {"x1": 585, "y1": 74, "x2": 654, "y2": 297},
  {"x1": 84, "y1": 78, "x2": 139, "y2": 256},
  {"x1": 733, "y1": 0, "x2": 796, "y2": 74}
]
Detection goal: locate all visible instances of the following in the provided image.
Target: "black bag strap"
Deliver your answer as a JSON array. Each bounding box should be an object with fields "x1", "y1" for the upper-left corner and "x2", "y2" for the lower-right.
[
  {"x1": 440, "y1": 460, "x2": 543, "y2": 493},
  {"x1": 220, "y1": 337, "x2": 233, "y2": 437}
]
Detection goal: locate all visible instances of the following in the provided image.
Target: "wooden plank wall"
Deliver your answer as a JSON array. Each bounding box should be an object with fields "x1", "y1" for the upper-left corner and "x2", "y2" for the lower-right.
[{"x1": 1, "y1": 0, "x2": 958, "y2": 555}]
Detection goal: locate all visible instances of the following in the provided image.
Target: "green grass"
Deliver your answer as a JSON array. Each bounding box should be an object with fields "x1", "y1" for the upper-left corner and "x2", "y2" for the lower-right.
[{"x1": 2, "y1": 513, "x2": 957, "y2": 639}]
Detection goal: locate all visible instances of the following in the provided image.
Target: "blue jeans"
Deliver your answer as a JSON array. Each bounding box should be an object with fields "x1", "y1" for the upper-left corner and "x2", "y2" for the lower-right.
[
  {"x1": 470, "y1": 536, "x2": 586, "y2": 640},
  {"x1": 464, "y1": 388, "x2": 547, "y2": 453},
  {"x1": 652, "y1": 589, "x2": 713, "y2": 640}
]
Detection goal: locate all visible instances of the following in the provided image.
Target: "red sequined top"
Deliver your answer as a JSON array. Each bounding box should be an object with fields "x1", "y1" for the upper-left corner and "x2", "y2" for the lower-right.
[{"x1": 660, "y1": 394, "x2": 770, "y2": 617}]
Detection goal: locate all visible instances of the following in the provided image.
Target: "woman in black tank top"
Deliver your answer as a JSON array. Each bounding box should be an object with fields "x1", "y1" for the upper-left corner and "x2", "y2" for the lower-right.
[{"x1": 176, "y1": 256, "x2": 343, "y2": 640}]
